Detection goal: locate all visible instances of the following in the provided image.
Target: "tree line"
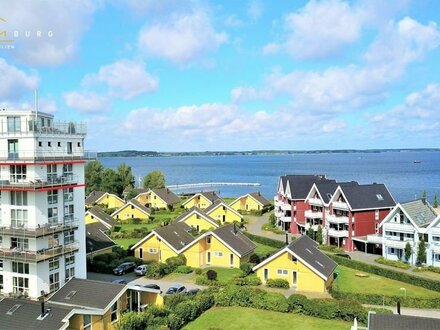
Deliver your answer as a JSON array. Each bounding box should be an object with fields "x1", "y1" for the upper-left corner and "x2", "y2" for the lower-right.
[{"x1": 85, "y1": 160, "x2": 166, "y2": 197}]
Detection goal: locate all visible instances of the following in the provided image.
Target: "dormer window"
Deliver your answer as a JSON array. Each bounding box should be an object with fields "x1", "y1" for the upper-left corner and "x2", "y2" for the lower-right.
[{"x1": 376, "y1": 194, "x2": 384, "y2": 201}]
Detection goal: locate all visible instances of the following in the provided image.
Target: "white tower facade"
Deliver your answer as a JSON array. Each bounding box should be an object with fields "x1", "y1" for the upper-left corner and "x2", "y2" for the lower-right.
[{"x1": 0, "y1": 110, "x2": 90, "y2": 299}]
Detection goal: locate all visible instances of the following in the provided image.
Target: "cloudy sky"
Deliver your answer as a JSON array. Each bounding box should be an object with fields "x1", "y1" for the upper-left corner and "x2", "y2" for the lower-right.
[{"x1": 1, "y1": 0, "x2": 440, "y2": 151}]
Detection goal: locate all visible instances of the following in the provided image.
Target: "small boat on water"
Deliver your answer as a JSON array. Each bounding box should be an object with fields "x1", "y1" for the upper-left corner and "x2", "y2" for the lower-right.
[{"x1": 413, "y1": 160, "x2": 421, "y2": 164}]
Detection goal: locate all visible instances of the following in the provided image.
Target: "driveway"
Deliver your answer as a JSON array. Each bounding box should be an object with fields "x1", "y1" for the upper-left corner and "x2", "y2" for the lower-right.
[{"x1": 246, "y1": 214, "x2": 295, "y2": 242}]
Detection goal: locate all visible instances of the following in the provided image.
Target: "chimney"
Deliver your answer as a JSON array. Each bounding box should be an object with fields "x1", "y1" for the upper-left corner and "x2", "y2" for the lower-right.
[
  {"x1": 285, "y1": 233, "x2": 289, "y2": 245},
  {"x1": 233, "y1": 222, "x2": 237, "y2": 234}
]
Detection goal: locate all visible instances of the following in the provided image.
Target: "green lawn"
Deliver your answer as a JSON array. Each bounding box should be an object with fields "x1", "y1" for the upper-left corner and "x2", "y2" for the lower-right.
[
  {"x1": 254, "y1": 242, "x2": 278, "y2": 256},
  {"x1": 117, "y1": 222, "x2": 159, "y2": 231},
  {"x1": 184, "y1": 307, "x2": 351, "y2": 330},
  {"x1": 337, "y1": 265, "x2": 440, "y2": 298},
  {"x1": 222, "y1": 197, "x2": 236, "y2": 204},
  {"x1": 113, "y1": 238, "x2": 140, "y2": 249},
  {"x1": 203, "y1": 267, "x2": 243, "y2": 282}
]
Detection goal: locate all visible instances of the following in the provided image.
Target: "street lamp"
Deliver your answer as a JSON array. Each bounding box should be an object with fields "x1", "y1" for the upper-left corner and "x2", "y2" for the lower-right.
[{"x1": 400, "y1": 287, "x2": 407, "y2": 298}]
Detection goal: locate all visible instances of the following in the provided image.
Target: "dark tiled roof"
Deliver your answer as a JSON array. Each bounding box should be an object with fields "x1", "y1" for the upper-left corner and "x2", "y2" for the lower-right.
[
  {"x1": 204, "y1": 199, "x2": 228, "y2": 214},
  {"x1": 284, "y1": 175, "x2": 335, "y2": 200},
  {"x1": 0, "y1": 298, "x2": 72, "y2": 330},
  {"x1": 200, "y1": 191, "x2": 221, "y2": 203},
  {"x1": 340, "y1": 183, "x2": 396, "y2": 210},
  {"x1": 401, "y1": 199, "x2": 438, "y2": 227},
  {"x1": 212, "y1": 224, "x2": 256, "y2": 257},
  {"x1": 287, "y1": 235, "x2": 337, "y2": 279},
  {"x1": 369, "y1": 313, "x2": 440, "y2": 330},
  {"x1": 128, "y1": 199, "x2": 151, "y2": 215},
  {"x1": 249, "y1": 192, "x2": 271, "y2": 206},
  {"x1": 85, "y1": 191, "x2": 106, "y2": 204},
  {"x1": 48, "y1": 278, "x2": 125, "y2": 310},
  {"x1": 153, "y1": 188, "x2": 180, "y2": 205},
  {"x1": 315, "y1": 181, "x2": 358, "y2": 204},
  {"x1": 86, "y1": 222, "x2": 117, "y2": 254},
  {"x1": 88, "y1": 205, "x2": 117, "y2": 227},
  {"x1": 154, "y1": 222, "x2": 195, "y2": 251},
  {"x1": 174, "y1": 206, "x2": 217, "y2": 225}
]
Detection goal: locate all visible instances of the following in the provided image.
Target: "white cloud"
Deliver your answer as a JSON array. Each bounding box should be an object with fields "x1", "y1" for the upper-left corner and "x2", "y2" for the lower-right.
[
  {"x1": 63, "y1": 91, "x2": 110, "y2": 113},
  {"x1": 82, "y1": 59, "x2": 158, "y2": 99},
  {"x1": 231, "y1": 86, "x2": 271, "y2": 103},
  {"x1": 224, "y1": 15, "x2": 244, "y2": 28},
  {"x1": 247, "y1": 0, "x2": 263, "y2": 21},
  {"x1": 262, "y1": 42, "x2": 281, "y2": 56},
  {"x1": 0, "y1": 58, "x2": 39, "y2": 100},
  {"x1": 138, "y1": 10, "x2": 227, "y2": 64},
  {"x1": 2, "y1": 0, "x2": 95, "y2": 66}
]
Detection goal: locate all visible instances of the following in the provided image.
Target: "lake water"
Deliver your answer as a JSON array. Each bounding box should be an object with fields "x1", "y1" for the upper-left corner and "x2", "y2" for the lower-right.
[{"x1": 99, "y1": 151, "x2": 440, "y2": 203}]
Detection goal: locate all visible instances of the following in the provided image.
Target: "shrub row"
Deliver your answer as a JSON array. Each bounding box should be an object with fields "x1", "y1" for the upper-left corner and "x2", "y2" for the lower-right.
[
  {"x1": 414, "y1": 266, "x2": 440, "y2": 275},
  {"x1": 145, "y1": 255, "x2": 187, "y2": 279},
  {"x1": 329, "y1": 254, "x2": 440, "y2": 292},
  {"x1": 375, "y1": 257, "x2": 411, "y2": 269},
  {"x1": 175, "y1": 265, "x2": 193, "y2": 274},
  {"x1": 87, "y1": 247, "x2": 142, "y2": 273},
  {"x1": 110, "y1": 227, "x2": 151, "y2": 239},
  {"x1": 266, "y1": 278, "x2": 289, "y2": 288},
  {"x1": 318, "y1": 245, "x2": 345, "y2": 253},
  {"x1": 243, "y1": 232, "x2": 286, "y2": 249},
  {"x1": 261, "y1": 223, "x2": 286, "y2": 235}
]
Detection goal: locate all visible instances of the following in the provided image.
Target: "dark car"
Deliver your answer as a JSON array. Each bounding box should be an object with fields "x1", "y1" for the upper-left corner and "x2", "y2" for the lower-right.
[
  {"x1": 112, "y1": 278, "x2": 127, "y2": 284},
  {"x1": 135, "y1": 283, "x2": 161, "y2": 291},
  {"x1": 113, "y1": 262, "x2": 137, "y2": 275},
  {"x1": 186, "y1": 288, "x2": 200, "y2": 296},
  {"x1": 164, "y1": 284, "x2": 187, "y2": 296},
  {"x1": 335, "y1": 253, "x2": 351, "y2": 259}
]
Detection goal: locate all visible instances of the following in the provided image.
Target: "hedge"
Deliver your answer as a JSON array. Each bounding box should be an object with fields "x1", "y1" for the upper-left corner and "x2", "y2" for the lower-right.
[
  {"x1": 243, "y1": 232, "x2": 286, "y2": 249},
  {"x1": 87, "y1": 248, "x2": 143, "y2": 274},
  {"x1": 375, "y1": 257, "x2": 411, "y2": 269},
  {"x1": 175, "y1": 265, "x2": 193, "y2": 274},
  {"x1": 145, "y1": 255, "x2": 187, "y2": 279},
  {"x1": 232, "y1": 275, "x2": 262, "y2": 286},
  {"x1": 329, "y1": 254, "x2": 440, "y2": 292},
  {"x1": 267, "y1": 278, "x2": 289, "y2": 288}
]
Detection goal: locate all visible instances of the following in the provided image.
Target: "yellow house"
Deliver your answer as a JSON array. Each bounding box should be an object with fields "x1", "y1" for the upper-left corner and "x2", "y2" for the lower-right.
[
  {"x1": 174, "y1": 207, "x2": 220, "y2": 231},
  {"x1": 205, "y1": 199, "x2": 243, "y2": 224},
  {"x1": 132, "y1": 223, "x2": 255, "y2": 269},
  {"x1": 112, "y1": 199, "x2": 151, "y2": 222},
  {"x1": 85, "y1": 205, "x2": 117, "y2": 229},
  {"x1": 230, "y1": 192, "x2": 271, "y2": 212},
  {"x1": 182, "y1": 191, "x2": 220, "y2": 209},
  {"x1": 85, "y1": 191, "x2": 125, "y2": 209},
  {"x1": 253, "y1": 236, "x2": 337, "y2": 293},
  {"x1": 134, "y1": 188, "x2": 180, "y2": 209}
]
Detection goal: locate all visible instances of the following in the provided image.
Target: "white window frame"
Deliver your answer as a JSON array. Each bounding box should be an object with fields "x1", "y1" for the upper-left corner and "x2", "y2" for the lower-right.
[
  {"x1": 148, "y1": 248, "x2": 157, "y2": 254},
  {"x1": 277, "y1": 269, "x2": 288, "y2": 276},
  {"x1": 214, "y1": 251, "x2": 223, "y2": 257}
]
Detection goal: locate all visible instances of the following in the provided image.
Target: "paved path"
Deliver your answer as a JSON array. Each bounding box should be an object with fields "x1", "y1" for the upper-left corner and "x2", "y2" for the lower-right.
[
  {"x1": 364, "y1": 304, "x2": 440, "y2": 319},
  {"x1": 246, "y1": 214, "x2": 295, "y2": 242}
]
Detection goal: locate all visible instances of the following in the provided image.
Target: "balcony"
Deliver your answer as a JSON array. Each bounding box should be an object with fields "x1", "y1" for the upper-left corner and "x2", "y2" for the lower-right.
[
  {"x1": 332, "y1": 201, "x2": 349, "y2": 210},
  {"x1": 328, "y1": 228, "x2": 349, "y2": 237},
  {"x1": 0, "y1": 120, "x2": 87, "y2": 136},
  {"x1": 308, "y1": 197, "x2": 323, "y2": 206},
  {"x1": 366, "y1": 234, "x2": 383, "y2": 244},
  {"x1": 0, "y1": 150, "x2": 97, "y2": 162},
  {"x1": 431, "y1": 228, "x2": 440, "y2": 236},
  {"x1": 327, "y1": 214, "x2": 349, "y2": 224},
  {"x1": 304, "y1": 210, "x2": 322, "y2": 219},
  {"x1": 0, "y1": 241, "x2": 79, "y2": 263},
  {"x1": 305, "y1": 223, "x2": 320, "y2": 231},
  {"x1": 280, "y1": 203, "x2": 291, "y2": 211},
  {"x1": 0, "y1": 219, "x2": 79, "y2": 238},
  {"x1": 281, "y1": 216, "x2": 292, "y2": 223},
  {"x1": 431, "y1": 243, "x2": 440, "y2": 254},
  {"x1": 383, "y1": 222, "x2": 415, "y2": 233},
  {"x1": 384, "y1": 238, "x2": 413, "y2": 249},
  {"x1": 0, "y1": 174, "x2": 80, "y2": 191}
]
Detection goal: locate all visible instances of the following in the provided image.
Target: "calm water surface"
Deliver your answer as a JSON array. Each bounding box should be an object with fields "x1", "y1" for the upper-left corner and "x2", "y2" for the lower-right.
[{"x1": 100, "y1": 152, "x2": 440, "y2": 203}]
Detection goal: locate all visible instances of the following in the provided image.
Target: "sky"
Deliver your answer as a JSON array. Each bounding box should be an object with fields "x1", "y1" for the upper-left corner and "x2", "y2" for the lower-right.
[{"x1": 1, "y1": 0, "x2": 440, "y2": 152}]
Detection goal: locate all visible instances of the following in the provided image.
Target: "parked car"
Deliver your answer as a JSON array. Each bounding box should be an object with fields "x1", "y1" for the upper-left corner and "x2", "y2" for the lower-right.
[
  {"x1": 164, "y1": 284, "x2": 187, "y2": 296},
  {"x1": 335, "y1": 253, "x2": 351, "y2": 259},
  {"x1": 112, "y1": 279, "x2": 127, "y2": 284},
  {"x1": 113, "y1": 262, "x2": 137, "y2": 275},
  {"x1": 186, "y1": 288, "x2": 200, "y2": 296},
  {"x1": 134, "y1": 264, "x2": 148, "y2": 276},
  {"x1": 135, "y1": 283, "x2": 161, "y2": 291}
]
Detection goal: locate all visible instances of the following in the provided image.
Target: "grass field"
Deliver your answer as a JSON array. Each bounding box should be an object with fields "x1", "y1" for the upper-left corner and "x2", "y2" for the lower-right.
[
  {"x1": 117, "y1": 222, "x2": 158, "y2": 231},
  {"x1": 203, "y1": 267, "x2": 243, "y2": 281},
  {"x1": 113, "y1": 238, "x2": 139, "y2": 249},
  {"x1": 337, "y1": 265, "x2": 440, "y2": 298},
  {"x1": 222, "y1": 197, "x2": 236, "y2": 204},
  {"x1": 184, "y1": 307, "x2": 351, "y2": 330},
  {"x1": 254, "y1": 242, "x2": 278, "y2": 256}
]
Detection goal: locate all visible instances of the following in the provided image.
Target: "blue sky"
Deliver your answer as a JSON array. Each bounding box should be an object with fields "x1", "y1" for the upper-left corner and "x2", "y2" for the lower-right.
[{"x1": 1, "y1": 0, "x2": 440, "y2": 151}]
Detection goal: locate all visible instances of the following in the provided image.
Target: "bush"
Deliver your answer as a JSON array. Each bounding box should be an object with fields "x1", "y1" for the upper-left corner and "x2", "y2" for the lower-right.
[
  {"x1": 375, "y1": 257, "x2": 411, "y2": 269},
  {"x1": 240, "y1": 263, "x2": 254, "y2": 276},
  {"x1": 206, "y1": 270, "x2": 218, "y2": 281},
  {"x1": 414, "y1": 266, "x2": 440, "y2": 274},
  {"x1": 329, "y1": 254, "x2": 440, "y2": 292},
  {"x1": 175, "y1": 265, "x2": 193, "y2": 274},
  {"x1": 145, "y1": 261, "x2": 167, "y2": 279},
  {"x1": 287, "y1": 294, "x2": 308, "y2": 312},
  {"x1": 266, "y1": 278, "x2": 289, "y2": 288},
  {"x1": 166, "y1": 254, "x2": 187, "y2": 269},
  {"x1": 243, "y1": 232, "x2": 286, "y2": 249},
  {"x1": 194, "y1": 268, "x2": 203, "y2": 275},
  {"x1": 195, "y1": 275, "x2": 225, "y2": 287},
  {"x1": 232, "y1": 275, "x2": 262, "y2": 286},
  {"x1": 318, "y1": 245, "x2": 345, "y2": 253},
  {"x1": 249, "y1": 254, "x2": 261, "y2": 264}
]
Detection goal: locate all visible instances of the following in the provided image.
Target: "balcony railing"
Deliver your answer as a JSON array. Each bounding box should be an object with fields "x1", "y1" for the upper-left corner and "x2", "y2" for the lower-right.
[
  {"x1": 384, "y1": 238, "x2": 413, "y2": 249},
  {"x1": 0, "y1": 174, "x2": 80, "y2": 191},
  {"x1": 280, "y1": 203, "x2": 291, "y2": 211},
  {"x1": 383, "y1": 222, "x2": 415, "y2": 233},
  {"x1": 327, "y1": 214, "x2": 349, "y2": 224},
  {"x1": 304, "y1": 210, "x2": 323, "y2": 219},
  {"x1": 328, "y1": 228, "x2": 349, "y2": 237},
  {"x1": 0, "y1": 241, "x2": 79, "y2": 263},
  {"x1": 0, "y1": 150, "x2": 96, "y2": 162},
  {"x1": 332, "y1": 201, "x2": 349, "y2": 210},
  {"x1": 0, "y1": 119, "x2": 87, "y2": 136},
  {"x1": 308, "y1": 198, "x2": 323, "y2": 206},
  {"x1": 281, "y1": 216, "x2": 292, "y2": 223},
  {"x1": 366, "y1": 234, "x2": 383, "y2": 244},
  {"x1": 0, "y1": 219, "x2": 79, "y2": 238}
]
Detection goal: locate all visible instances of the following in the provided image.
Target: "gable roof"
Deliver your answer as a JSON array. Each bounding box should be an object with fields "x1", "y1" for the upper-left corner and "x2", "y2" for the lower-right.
[
  {"x1": 48, "y1": 278, "x2": 125, "y2": 310},
  {"x1": 205, "y1": 199, "x2": 243, "y2": 218},
  {"x1": 253, "y1": 235, "x2": 337, "y2": 280},
  {"x1": 249, "y1": 192, "x2": 271, "y2": 206},
  {"x1": 283, "y1": 175, "x2": 335, "y2": 200},
  {"x1": 211, "y1": 224, "x2": 256, "y2": 257},
  {"x1": 174, "y1": 206, "x2": 220, "y2": 228},
  {"x1": 85, "y1": 191, "x2": 106, "y2": 204},
  {"x1": 312, "y1": 181, "x2": 359, "y2": 204},
  {"x1": 401, "y1": 199, "x2": 438, "y2": 228},
  {"x1": 86, "y1": 222, "x2": 117, "y2": 254},
  {"x1": 112, "y1": 199, "x2": 151, "y2": 217},
  {"x1": 0, "y1": 298, "x2": 72, "y2": 330},
  {"x1": 87, "y1": 206, "x2": 117, "y2": 228},
  {"x1": 182, "y1": 191, "x2": 221, "y2": 206},
  {"x1": 152, "y1": 188, "x2": 180, "y2": 205},
  {"x1": 336, "y1": 183, "x2": 396, "y2": 211},
  {"x1": 368, "y1": 313, "x2": 440, "y2": 330}
]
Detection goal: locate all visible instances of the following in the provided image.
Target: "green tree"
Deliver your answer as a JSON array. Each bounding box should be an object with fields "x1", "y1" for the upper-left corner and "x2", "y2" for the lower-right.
[
  {"x1": 143, "y1": 170, "x2": 166, "y2": 189},
  {"x1": 417, "y1": 239, "x2": 427, "y2": 265},
  {"x1": 316, "y1": 225, "x2": 323, "y2": 245},
  {"x1": 307, "y1": 226, "x2": 314, "y2": 240},
  {"x1": 269, "y1": 213, "x2": 276, "y2": 227},
  {"x1": 434, "y1": 193, "x2": 439, "y2": 208},
  {"x1": 85, "y1": 160, "x2": 104, "y2": 195},
  {"x1": 117, "y1": 163, "x2": 135, "y2": 190},
  {"x1": 404, "y1": 241, "x2": 412, "y2": 263},
  {"x1": 422, "y1": 190, "x2": 427, "y2": 200},
  {"x1": 100, "y1": 168, "x2": 123, "y2": 195}
]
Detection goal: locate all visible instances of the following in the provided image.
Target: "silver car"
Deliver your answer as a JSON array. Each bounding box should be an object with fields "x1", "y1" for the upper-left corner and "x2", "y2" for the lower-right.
[{"x1": 134, "y1": 264, "x2": 148, "y2": 276}]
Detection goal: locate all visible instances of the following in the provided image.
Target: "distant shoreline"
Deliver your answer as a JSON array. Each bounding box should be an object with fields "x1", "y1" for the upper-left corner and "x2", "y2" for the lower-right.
[{"x1": 97, "y1": 148, "x2": 440, "y2": 158}]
